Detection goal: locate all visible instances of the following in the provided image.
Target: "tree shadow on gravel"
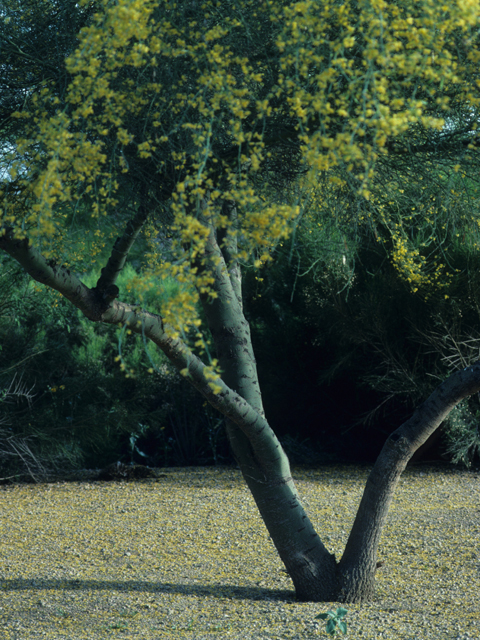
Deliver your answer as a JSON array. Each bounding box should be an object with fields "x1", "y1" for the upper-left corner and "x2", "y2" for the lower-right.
[{"x1": 0, "y1": 578, "x2": 296, "y2": 601}]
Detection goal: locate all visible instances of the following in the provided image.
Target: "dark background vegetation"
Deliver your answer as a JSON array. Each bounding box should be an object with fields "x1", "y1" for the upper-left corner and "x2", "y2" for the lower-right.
[{"x1": 2, "y1": 208, "x2": 480, "y2": 481}]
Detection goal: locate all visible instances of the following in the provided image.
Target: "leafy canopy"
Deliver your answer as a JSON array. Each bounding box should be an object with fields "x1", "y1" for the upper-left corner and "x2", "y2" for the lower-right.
[{"x1": 2, "y1": 0, "x2": 480, "y2": 336}]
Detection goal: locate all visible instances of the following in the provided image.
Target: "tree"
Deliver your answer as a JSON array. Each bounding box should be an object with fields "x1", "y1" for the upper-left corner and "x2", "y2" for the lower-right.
[{"x1": 1, "y1": 0, "x2": 480, "y2": 602}]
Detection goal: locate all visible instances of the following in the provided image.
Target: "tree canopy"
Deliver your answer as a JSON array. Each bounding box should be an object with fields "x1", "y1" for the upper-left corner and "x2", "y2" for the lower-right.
[{"x1": 2, "y1": 0, "x2": 480, "y2": 320}]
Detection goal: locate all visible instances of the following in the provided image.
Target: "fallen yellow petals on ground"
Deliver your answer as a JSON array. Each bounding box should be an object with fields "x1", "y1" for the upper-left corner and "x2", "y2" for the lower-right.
[{"x1": 0, "y1": 465, "x2": 478, "y2": 639}]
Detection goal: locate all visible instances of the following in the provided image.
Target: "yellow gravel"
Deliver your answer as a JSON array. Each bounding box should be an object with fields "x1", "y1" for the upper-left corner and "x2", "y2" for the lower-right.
[{"x1": 0, "y1": 466, "x2": 478, "y2": 639}]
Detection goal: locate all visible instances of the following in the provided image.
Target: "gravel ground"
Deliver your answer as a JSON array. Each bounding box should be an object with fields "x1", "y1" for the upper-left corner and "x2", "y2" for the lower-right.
[{"x1": 0, "y1": 465, "x2": 478, "y2": 639}]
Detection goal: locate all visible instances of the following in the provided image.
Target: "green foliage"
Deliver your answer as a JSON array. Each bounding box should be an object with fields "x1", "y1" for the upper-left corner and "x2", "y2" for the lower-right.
[
  {"x1": 266, "y1": 165, "x2": 480, "y2": 461},
  {"x1": 76, "y1": 263, "x2": 168, "y2": 374},
  {"x1": 0, "y1": 256, "x2": 83, "y2": 479},
  {"x1": 315, "y1": 607, "x2": 348, "y2": 637},
  {"x1": 3, "y1": 0, "x2": 480, "y2": 339},
  {"x1": 444, "y1": 403, "x2": 480, "y2": 468},
  {"x1": 236, "y1": 161, "x2": 480, "y2": 464},
  {"x1": 0, "y1": 255, "x2": 228, "y2": 480}
]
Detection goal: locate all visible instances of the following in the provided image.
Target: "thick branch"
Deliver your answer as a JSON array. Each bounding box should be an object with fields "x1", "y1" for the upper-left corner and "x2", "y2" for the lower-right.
[
  {"x1": 0, "y1": 228, "x2": 272, "y2": 448},
  {"x1": 338, "y1": 361, "x2": 480, "y2": 601},
  {"x1": 217, "y1": 199, "x2": 242, "y2": 309},
  {"x1": 199, "y1": 220, "x2": 264, "y2": 417},
  {"x1": 95, "y1": 203, "x2": 149, "y2": 294},
  {"x1": 0, "y1": 228, "x2": 104, "y2": 321}
]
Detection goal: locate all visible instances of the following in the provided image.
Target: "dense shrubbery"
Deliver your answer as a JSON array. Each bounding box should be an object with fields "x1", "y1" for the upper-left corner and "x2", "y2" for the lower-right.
[
  {"x1": 246, "y1": 178, "x2": 480, "y2": 467},
  {"x1": 0, "y1": 257, "x2": 231, "y2": 480}
]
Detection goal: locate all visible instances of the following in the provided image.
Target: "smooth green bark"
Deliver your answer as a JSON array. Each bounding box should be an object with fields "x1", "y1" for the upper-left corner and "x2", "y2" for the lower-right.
[{"x1": 198, "y1": 215, "x2": 338, "y2": 600}]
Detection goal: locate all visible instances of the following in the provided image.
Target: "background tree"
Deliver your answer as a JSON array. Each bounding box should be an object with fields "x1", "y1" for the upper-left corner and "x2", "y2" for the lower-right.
[{"x1": 1, "y1": 0, "x2": 480, "y2": 603}]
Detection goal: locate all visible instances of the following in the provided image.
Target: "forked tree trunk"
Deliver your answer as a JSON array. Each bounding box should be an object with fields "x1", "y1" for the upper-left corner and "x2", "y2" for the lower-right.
[
  {"x1": 2, "y1": 218, "x2": 480, "y2": 603},
  {"x1": 195, "y1": 211, "x2": 480, "y2": 601}
]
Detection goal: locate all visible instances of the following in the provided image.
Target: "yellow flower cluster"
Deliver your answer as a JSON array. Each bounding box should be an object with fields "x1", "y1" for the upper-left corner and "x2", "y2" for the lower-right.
[{"x1": 2, "y1": 0, "x2": 479, "y2": 329}]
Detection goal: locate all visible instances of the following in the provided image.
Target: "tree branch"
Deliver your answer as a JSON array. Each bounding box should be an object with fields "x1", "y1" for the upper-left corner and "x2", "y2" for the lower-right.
[
  {"x1": 338, "y1": 360, "x2": 480, "y2": 600},
  {"x1": 217, "y1": 199, "x2": 242, "y2": 309},
  {"x1": 94, "y1": 201, "x2": 149, "y2": 296},
  {"x1": 0, "y1": 228, "x2": 276, "y2": 456},
  {"x1": 0, "y1": 228, "x2": 104, "y2": 321}
]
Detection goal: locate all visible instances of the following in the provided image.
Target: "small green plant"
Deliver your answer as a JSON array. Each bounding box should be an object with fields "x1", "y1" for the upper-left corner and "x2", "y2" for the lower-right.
[
  {"x1": 315, "y1": 607, "x2": 348, "y2": 637},
  {"x1": 106, "y1": 621, "x2": 128, "y2": 630}
]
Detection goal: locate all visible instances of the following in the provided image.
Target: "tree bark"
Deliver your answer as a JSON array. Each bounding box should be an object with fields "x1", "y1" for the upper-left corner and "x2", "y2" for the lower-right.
[{"x1": 197, "y1": 209, "x2": 338, "y2": 600}]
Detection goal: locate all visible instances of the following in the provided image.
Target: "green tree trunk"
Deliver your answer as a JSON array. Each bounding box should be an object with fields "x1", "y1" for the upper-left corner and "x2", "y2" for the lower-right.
[
  {"x1": 2, "y1": 221, "x2": 480, "y2": 603},
  {"x1": 198, "y1": 213, "x2": 338, "y2": 600}
]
